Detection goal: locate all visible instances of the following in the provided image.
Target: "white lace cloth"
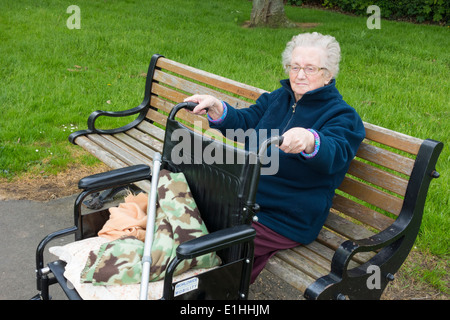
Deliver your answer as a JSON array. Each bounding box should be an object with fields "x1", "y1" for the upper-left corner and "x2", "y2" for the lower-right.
[{"x1": 49, "y1": 237, "x2": 214, "y2": 300}]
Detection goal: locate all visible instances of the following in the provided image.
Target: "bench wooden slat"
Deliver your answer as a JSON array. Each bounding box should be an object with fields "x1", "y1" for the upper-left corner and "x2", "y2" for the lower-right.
[
  {"x1": 303, "y1": 240, "x2": 335, "y2": 262},
  {"x1": 76, "y1": 135, "x2": 152, "y2": 195},
  {"x1": 316, "y1": 228, "x2": 374, "y2": 265},
  {"x1": 125, "y1": 128, "x2": 164, "y2": 152},
  {"x1": 153, "y1": 69, "x2": 253, "y2": 109},
  {"x1": 275, "y1": 249, "x2": 328, "y2": 280},
  {"x1": 156, "y1": 57, "x2": 267, "y2": 102},
  {"x1": 324, "y1": 212, "x2": 375, "y2": 241},
  {"x1": 332, "y1": 194, "x2": 394, "y2": 231},
  {"x1": 103, "y1": 134, "x2": 155, "y2": 167},
  {"x1": 316, "y1": 227, "x2": 345, "y2": 251},
  {"x1": 89, "y1": 134, "x2": 152, "y2": 167},
  {"x1": 145, "y1": 108, "x2": 169, "y2": 128},
  {"x1": 323, "y1": 213, "x2": 378, "y2": 264},
  {"x1": 338, "y1": 176, "x2": 403, "y2": 216},
  {"x1": 114, "y1": 132, "x2": 158, "y2": 160},
  {"x1": 151, "y1": 80, "x2": 251, "y2": 134},
  {"x1": 152, "y1": 82, "x2": 187, "y2": 105},
  {"x1": 347, "y1": 159, "x2": 408, "y2": 196},
  {"x1": 265, "y1": 256, "x2": 314, "y2": 293},
  {"x1": 302, "y1": 240, "x2": 360, "y2": 270},
  {"x1": 291, "y1": 246, "x2": 331, "y2": 272},
  {"x1": 276, "y1": 246, "x2": 365, "y2": 284},
  {"x1": 363, "y1": 122, "x2": 423, "y2": 155},
  {"x1": 149, "y1": 95, "x2": 176, "y2": 115},
  {"x1": 356, "y1": 142, "x2": 415, "y2": 176},
  {"x1": 150, "y1": 95, "x2": 209, "y2": 128},
  {"x1": 75, "y1": 136, "x2": 127, "y2": 170},
  {"x1": 137, "y1": 120, "x2": 166, "y2": 141},
  {"x1": 149, "y1": 95, "x2": 232, "y2": 145}
]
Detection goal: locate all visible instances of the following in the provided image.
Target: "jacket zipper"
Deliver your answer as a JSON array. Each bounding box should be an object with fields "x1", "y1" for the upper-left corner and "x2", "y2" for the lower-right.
[{"x1": 282, "y1": 103, "x2": 297, "y2": 134}]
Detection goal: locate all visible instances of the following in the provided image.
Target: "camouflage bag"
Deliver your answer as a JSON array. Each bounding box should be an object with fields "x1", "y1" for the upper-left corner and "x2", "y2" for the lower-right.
[{"x1": 81, "y1": 170, "x2": 221, "y2": 286}]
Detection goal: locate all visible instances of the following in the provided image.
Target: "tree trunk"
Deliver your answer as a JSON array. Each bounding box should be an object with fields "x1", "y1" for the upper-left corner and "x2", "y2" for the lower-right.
[{"x1": 249, "y1": 0, "x2": 295, "y2": 28}]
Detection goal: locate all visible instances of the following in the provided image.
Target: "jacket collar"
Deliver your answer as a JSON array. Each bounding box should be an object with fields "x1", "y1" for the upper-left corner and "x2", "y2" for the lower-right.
[{"x1": 280, "y1": 78, "x2": 340, "y2": 103}]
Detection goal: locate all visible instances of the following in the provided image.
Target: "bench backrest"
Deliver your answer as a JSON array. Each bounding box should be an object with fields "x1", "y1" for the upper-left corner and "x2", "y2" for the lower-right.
[
  {"x1": 144, "y1": 55, "x2": 266, "y2": 141},
  {"x1": 143, "y1": 55, "x2": 425, "y2": 264}
]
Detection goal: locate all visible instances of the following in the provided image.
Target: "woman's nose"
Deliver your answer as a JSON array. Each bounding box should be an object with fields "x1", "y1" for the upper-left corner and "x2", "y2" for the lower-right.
[{"x1": 295, "y1": 68, "x2": 307, "y2": 79}]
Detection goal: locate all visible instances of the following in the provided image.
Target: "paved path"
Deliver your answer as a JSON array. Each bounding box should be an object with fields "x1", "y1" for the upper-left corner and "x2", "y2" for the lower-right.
[
  {"x1": 0, "y1": 195, "x2": 300, "y2": 300},
  {"x1": 0, "y1": 195, "x2": 77, "y2": 300}
]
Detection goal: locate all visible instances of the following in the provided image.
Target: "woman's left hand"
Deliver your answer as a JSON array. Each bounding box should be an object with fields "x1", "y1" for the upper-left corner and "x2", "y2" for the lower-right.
[{"x1": 280, "y1": 128, "x2": 315, "y2": 154}]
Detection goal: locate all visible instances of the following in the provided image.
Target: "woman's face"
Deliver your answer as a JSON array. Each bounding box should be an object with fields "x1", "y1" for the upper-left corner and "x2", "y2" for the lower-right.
[{"x1": 289, "y1": 46, "x2": 332, "y2": 101}]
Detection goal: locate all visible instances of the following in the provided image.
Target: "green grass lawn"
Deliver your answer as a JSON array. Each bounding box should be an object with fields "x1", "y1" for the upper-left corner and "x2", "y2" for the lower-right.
[{"x1": 1, "y1": 0, "x2": 448, "y2": 294}]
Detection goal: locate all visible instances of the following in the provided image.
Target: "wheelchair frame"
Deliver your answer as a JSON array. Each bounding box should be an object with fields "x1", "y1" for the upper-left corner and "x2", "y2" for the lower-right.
[{"x1": 32, "y1": 102, "x2": 281, "y2": 300}]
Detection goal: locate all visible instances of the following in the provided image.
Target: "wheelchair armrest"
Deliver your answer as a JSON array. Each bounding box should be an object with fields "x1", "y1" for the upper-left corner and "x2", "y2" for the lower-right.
[
  {"x1": 176, "y1": 224, "x2": 256, "y2": 260},
  {"x1": 78, "y1": 164, "x2": 151, "y2": 190}
]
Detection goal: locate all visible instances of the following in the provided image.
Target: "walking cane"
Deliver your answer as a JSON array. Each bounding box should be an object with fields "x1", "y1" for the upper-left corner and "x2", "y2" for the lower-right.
[{"x1": 139, "y1": 152, "x2": 162, "y2": 300}]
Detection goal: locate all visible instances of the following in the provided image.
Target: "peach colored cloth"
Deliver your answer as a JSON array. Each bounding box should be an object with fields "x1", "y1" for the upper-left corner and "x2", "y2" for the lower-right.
[{"x1": 98, "y1": 193, "x2": 148, "y2": 241}]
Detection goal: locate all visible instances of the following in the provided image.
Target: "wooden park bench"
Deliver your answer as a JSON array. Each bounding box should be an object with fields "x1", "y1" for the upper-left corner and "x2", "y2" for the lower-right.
[{"x1": 69, "y1": 54, "x2": 443, "y2": 300}]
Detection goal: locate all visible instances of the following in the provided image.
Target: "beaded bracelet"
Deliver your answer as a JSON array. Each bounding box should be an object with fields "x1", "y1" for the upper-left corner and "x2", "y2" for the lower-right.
[
  {"x1": 207, "y1": 101, "x2": 228, "y2": 124},
  {"x1": 300, "y1": 129, "x2": 320, "y2": 158}
]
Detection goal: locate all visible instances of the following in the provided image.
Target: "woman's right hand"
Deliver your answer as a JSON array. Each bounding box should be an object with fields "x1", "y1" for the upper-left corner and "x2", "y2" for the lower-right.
[{"x1": 184, "y1": 94, "x2": 224, "y2": 120}]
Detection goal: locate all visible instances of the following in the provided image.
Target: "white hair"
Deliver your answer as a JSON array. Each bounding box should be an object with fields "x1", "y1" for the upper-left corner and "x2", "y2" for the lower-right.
[{"x1": 281, "y1": 32, "x2": 341, "y2": 78}]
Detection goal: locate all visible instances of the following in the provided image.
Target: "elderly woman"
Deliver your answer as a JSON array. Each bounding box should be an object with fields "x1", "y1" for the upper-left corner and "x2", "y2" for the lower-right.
[{"x1": 185, "y1": 32, "x2": 365, "y2": 283}]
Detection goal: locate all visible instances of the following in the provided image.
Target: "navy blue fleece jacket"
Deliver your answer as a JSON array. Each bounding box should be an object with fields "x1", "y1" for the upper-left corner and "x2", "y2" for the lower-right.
[{"x1": 210, "y1": 79, "x2": 365, "y2": 244}]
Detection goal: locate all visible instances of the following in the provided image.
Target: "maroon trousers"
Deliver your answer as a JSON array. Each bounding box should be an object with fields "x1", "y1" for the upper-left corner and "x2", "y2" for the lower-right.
[{"x1": 251, "y1": 221, "x2": 301, "y2": 283}]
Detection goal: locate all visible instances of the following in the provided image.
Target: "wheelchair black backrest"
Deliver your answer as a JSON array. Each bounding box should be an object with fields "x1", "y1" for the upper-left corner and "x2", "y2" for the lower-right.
[
  {"x1": 162, "y1": 116, "x2": 261, "y2": 231},
  {"x1": 161, "y1": 106, "x2": 261, "y2": 262}
]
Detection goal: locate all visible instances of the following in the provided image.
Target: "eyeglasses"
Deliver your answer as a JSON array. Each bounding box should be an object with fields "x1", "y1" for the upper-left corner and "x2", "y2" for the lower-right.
[{"x1": 287, "y1": 65, "x2": 326, "y2": 76}]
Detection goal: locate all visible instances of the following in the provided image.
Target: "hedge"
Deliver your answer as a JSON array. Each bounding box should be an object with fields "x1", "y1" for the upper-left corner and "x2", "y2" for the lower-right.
[{"x1": 288, "y1": 0, "x2": 449, "y2": 25}]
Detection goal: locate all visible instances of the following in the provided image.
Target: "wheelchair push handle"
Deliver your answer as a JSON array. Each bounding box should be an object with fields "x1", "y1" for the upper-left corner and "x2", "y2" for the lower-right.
[
  {"x1": 168, "y1": 102, "x2": 204, "y2": 120},
  {"x1": 258, "y1": 136, "x2": 284, "y2": 158}
]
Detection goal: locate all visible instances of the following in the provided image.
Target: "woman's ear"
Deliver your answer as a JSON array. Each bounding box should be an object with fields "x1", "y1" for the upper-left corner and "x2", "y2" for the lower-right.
[{"x1": 324, "y1": 71, "x2": 333, "y2": 85}]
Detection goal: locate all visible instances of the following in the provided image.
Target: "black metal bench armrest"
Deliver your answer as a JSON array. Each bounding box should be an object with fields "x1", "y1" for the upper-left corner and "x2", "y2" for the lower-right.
[
  {"x1": 78, "y1": 164, "x2": 151, "y2": 191},
  {"x1": 68, "y1": 104, "x2": 149, "y2": 144},
  {"x1": 305, "y1": 138, "x2": 444, "y2": 300},
  {"x1": 176, "y1": 224, "x2": 256, "y2": 260},
  {"x1": 329, "y1": 138, "x2": 444, "y2": 272},
  {"x1": 69, "y1": 54, "x2": 164, "y2": 144},
  {"x1": 304, "y1": 222, "x2": 409, "y2": 300},
  {"x1": 329, "y1": 222, "x2": 404, "y2": 277},
  {"x1": 89, "y1": 104, "x2": 149, "y2": 132}
]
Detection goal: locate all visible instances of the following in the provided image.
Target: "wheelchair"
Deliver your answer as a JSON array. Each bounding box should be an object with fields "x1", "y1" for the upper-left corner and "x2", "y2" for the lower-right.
[{"x1": 32, "y1": 102, "x2": 282, "y2": 300}]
